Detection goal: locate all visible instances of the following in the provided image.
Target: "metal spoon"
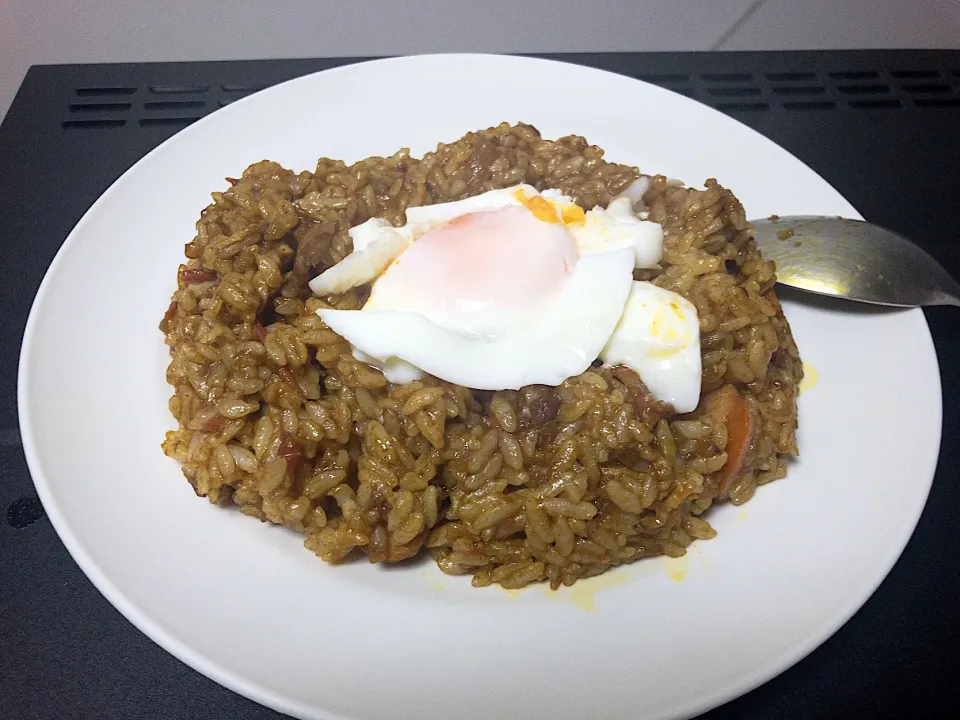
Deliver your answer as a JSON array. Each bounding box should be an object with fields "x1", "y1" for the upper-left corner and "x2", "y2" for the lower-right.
[{"x1": 749, "y1": 215, "x2": 960, "y2": 308}]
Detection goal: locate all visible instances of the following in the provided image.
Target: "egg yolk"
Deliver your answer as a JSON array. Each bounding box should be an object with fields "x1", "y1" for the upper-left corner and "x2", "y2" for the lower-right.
[
  {"x1": 561, "y1": 204, "x2": 586, "y2": 226},
  {"x1": 511, "y1": 188, "x2": 587, "y2": 228}
]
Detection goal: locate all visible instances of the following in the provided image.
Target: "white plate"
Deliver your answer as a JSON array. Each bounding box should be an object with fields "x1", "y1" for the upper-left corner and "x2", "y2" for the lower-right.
[{"x1": 19, "y1": 55, "x2": 941, "y2": 720}]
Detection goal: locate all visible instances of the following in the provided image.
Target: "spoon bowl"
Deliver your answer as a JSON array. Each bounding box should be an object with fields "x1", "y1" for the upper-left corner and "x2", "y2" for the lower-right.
[{"x1": 750, "y1": 215, "x2": 960, "y2": 308}]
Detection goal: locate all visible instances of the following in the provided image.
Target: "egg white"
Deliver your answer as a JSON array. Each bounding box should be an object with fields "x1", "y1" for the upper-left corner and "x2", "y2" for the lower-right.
[
  {"x1": 600, "y1": 281, "x2": 702, "y2": 413},
  {"x1": 319, "y1": 249, "x2": 635, "y2": 391},
  {"x1": 309, "y1": 184, "x2": 702, "y2": 399}
]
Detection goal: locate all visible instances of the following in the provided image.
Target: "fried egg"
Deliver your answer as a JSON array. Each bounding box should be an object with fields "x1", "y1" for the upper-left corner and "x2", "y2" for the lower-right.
[
  {"x1": 600, "y1": 282, "x2": 702, "y2": 413},
  {"x1": 321, "y1": 248, "x2": 635, "y2": 390},
  {"x1": 310, "y1": 184, "x2": 699, "y2": 401}
]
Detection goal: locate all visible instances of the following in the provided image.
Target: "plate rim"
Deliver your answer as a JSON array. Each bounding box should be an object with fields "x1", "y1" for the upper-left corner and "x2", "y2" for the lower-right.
[{"x1": 17, "y1": 52, "x2": 943, "y2": 720}]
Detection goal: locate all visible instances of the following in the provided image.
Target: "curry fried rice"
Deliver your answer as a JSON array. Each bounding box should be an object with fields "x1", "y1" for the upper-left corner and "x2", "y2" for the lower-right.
[{"x1": 160, "y1": 122, "x2": 803, "y2": 589}]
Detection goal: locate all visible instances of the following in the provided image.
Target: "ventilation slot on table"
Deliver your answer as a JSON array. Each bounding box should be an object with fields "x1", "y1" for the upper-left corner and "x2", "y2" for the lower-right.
[
  {"x1": 765, "y1": 72, "x2": 816, "y2": 81},
  {"x1": 828, "y1": 71, "x2": 879, "y2": 80},
  {"x1": 914, "y1": 98, "x2": 960, "y2": 108},
  {"x1": 701, "y1": 72, "x2": 753, "y2": 82},
  {"x1": 144, "y1": 100, "x2": 205, "y2": 111},
  {"x1": 219, "y1": 83, "x2": 268, "y2": 105},
  {"x1": 69, "y1": 102, "x2": 132, "y2": 112},
  {"x1": 63, "y1": 98, "x2": 132, "y2": 128},
  {"x1": 142, "y1": 99, "x2": 208, "y2": 126},
  {"x1": 890, "y1": 69, "x2": 940, "y2": 79},
  {"x1": 849, "y1": 99, "x2": 901, "y2": 109},
  {"x1": 903, "y1": 83, "x2": 952, "y2": 94},
  {"x1": 700, "y1": 73, "x2": 761, "y2": 107},
  {"x1": 62, "y1": 118, "x2": 128, "y2": 129},
  {"x1": 149, "y1": 84, "x2": 210, "y2": 95},
  {"x1": 838, "y1": 84, "x2": 891, "y2": 95},
  {"x1": 782, "y1": 101, "x2": 836, "y2": 111},
  {"x1": 139, "y1": 117, "x2": 201, "y2": 128},
  {"x1": 772, "y1": 85, "x2": 827, "y2": 96},
  {"x1": 713, "y1": 102, "x2": 769, "y2": 112},
  {"x1": 708, "y1": 86, "x2": 762, "y2": 97},
  {"x1": 74, "y1": 86, "x2": 137, "y2": 97}
]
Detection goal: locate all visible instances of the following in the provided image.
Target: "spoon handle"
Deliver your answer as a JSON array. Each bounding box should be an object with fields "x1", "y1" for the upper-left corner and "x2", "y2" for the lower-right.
[
  {"x1": 933, "y1": 292, "x2": 960, "y2": 308},
  {"x1": 931, "y1": 274, "x2": 960, "y2": 307}
]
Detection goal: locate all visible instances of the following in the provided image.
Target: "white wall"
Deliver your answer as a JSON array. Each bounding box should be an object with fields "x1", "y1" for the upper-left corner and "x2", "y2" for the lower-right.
[
  {"x1": 1, "y1": 0, "x2": 958, "y2": 122},
  {"x1": 719, "y1": 0, "x2": 959, "y2": 50}
]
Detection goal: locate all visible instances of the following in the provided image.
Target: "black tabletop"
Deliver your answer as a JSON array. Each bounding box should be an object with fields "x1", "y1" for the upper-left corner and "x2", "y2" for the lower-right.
[{"x1": 2, "y1": 51, "x2": 959, "y2": 720}]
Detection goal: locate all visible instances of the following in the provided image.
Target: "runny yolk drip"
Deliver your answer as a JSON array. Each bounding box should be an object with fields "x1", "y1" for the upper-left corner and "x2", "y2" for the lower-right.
[
  {"x1": 511, "y1": 188, "x2": 587, "y2": 227},
  {"x1": 561, "y1": 204, "x2": 586, "y2": 226},
  {"x1": 522, "y1": 194, "x2": 561, "y2": 224}
]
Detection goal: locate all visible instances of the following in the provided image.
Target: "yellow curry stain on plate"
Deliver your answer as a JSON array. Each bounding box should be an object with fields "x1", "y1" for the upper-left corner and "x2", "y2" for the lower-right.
[
  {"x1": 661, "y1": 555, "x2": 688, "y2": 582},
  {"x1": 417, "y1": 571, "x2": 447, "y2": 591},
  {"x1": 550, "y1": 570, "x2": 632, "y2": 611},
  {"x1": 799, "y1": 361, "x2": 819, "y2": 395},
  {"x1": 498, "y1": 553, "x2": 707, "y2": 606},
  {"x1": 456, "y1": 552, "x2": 711, "y2": 607},
  {"x1": 500, "y1": 569, "x2": 632, "y2": 611}
]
